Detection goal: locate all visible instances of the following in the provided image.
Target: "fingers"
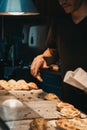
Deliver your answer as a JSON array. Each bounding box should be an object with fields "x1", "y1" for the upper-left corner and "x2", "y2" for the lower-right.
[
  {"x1": 36, "y1": 73, "x2": 43, "y2": 82},
  {"x1": 30, "y1": 56, "x2": 48, "y2": 77},
  {"x1": 30, "y1": 59, "x2": 41, "y2": 76},
  {"x1": 42, "y1": 61, "x2": 49, "y2": 68}
]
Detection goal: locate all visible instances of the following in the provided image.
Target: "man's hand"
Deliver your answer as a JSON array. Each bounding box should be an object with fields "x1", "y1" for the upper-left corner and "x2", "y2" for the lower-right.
[{"x1": 30, "y1": 55, "x2": 49, "y2": 77}]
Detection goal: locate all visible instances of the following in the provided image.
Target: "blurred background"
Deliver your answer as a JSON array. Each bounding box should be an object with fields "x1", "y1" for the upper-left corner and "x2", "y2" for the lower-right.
[{"x1": 0, "y1": 0, "x2": 65, "y2": 97}]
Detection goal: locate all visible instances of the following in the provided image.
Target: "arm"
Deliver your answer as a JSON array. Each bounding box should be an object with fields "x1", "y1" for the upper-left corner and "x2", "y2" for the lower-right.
[
  {"x1": 30, "y1": 21, "x2": 58, "y2": 77},
  {"x1": 30, "y1": 48, "x2": 57, "y2": 77}
]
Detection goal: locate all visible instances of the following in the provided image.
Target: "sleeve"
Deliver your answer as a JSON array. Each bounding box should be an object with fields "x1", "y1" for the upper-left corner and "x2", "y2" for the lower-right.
[{"x1": 45, "y1": 21, "x2": 57, "y2": 49}]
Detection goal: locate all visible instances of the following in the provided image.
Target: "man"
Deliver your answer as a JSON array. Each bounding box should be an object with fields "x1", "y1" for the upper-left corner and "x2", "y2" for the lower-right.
[{"x1": 30, "y1": 0, "x2": 87, "y2": 113}]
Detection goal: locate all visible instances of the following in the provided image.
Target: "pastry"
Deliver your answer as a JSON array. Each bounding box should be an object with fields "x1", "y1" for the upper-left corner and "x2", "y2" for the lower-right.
[
  {"x1": 44, "y1": 93, "x2": 61, "y2": 103},
  {"x1": 30, "y1": 117, "x2": 47, "y2": 130},
  {"x1": 27, "y1": 82, "x2": 38, "y2": 90}
]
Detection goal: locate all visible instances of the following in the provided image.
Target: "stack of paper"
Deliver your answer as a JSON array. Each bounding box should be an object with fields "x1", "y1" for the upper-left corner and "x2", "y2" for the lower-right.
[{"x1": 63, "y1": 67, "x2": 87, "y2": 92}]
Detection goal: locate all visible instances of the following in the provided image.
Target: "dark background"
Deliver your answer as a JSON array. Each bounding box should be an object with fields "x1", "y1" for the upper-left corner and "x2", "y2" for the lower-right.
[
  {"x1": 0, "y1": 0, "x2": 64, "y2": 97},
  {"x1": 0, "y1": 0, "x2": 65, "y2": 69}
]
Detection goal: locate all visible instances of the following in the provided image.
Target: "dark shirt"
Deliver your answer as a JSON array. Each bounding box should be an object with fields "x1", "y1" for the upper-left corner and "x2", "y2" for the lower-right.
[{"x1": 47, "y1": 15, "x2": 87, "y2": 113}]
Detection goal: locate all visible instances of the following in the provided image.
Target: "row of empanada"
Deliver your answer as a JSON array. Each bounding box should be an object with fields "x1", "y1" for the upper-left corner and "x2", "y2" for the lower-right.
[{"x1": 0, "y1": 79, "x2": 38, "y2": 90}]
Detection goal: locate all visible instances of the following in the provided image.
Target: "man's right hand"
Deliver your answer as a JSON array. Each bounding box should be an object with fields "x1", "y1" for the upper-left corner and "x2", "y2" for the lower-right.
[{"x1": 30, "y1": 54, "x2": 49, "y2": 77}]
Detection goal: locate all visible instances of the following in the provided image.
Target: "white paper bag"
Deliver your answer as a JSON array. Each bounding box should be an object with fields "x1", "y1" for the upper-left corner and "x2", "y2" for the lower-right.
[{"x1": 63, "y1": 67, "x2": 87, "y2": 91}]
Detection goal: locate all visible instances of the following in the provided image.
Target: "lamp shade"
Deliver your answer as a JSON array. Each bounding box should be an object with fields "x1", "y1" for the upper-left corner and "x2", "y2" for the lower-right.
[{"x1": 0, "y1": 0, "x2": 39, "y2": 15}]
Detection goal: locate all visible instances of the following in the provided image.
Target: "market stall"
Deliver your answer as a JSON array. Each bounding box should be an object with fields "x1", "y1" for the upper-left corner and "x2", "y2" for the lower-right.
[{"x1": 0, "y1": 79, "x2": 87, "y2": 130}]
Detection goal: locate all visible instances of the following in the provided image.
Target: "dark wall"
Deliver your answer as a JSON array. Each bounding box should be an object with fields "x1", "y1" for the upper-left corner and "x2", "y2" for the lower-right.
[
  {"x1": 0, "y1": 0, "x2": 64, "y2": 67},
  {"x1": 33, "y1": 0, "x2": 64, "y2": 15},
  {"x1": 0, "y1": 0, "x2": 66, "y2": 80},
  {"x1": 0, "y1": 0, "x2": 65, "y2": 44}
]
